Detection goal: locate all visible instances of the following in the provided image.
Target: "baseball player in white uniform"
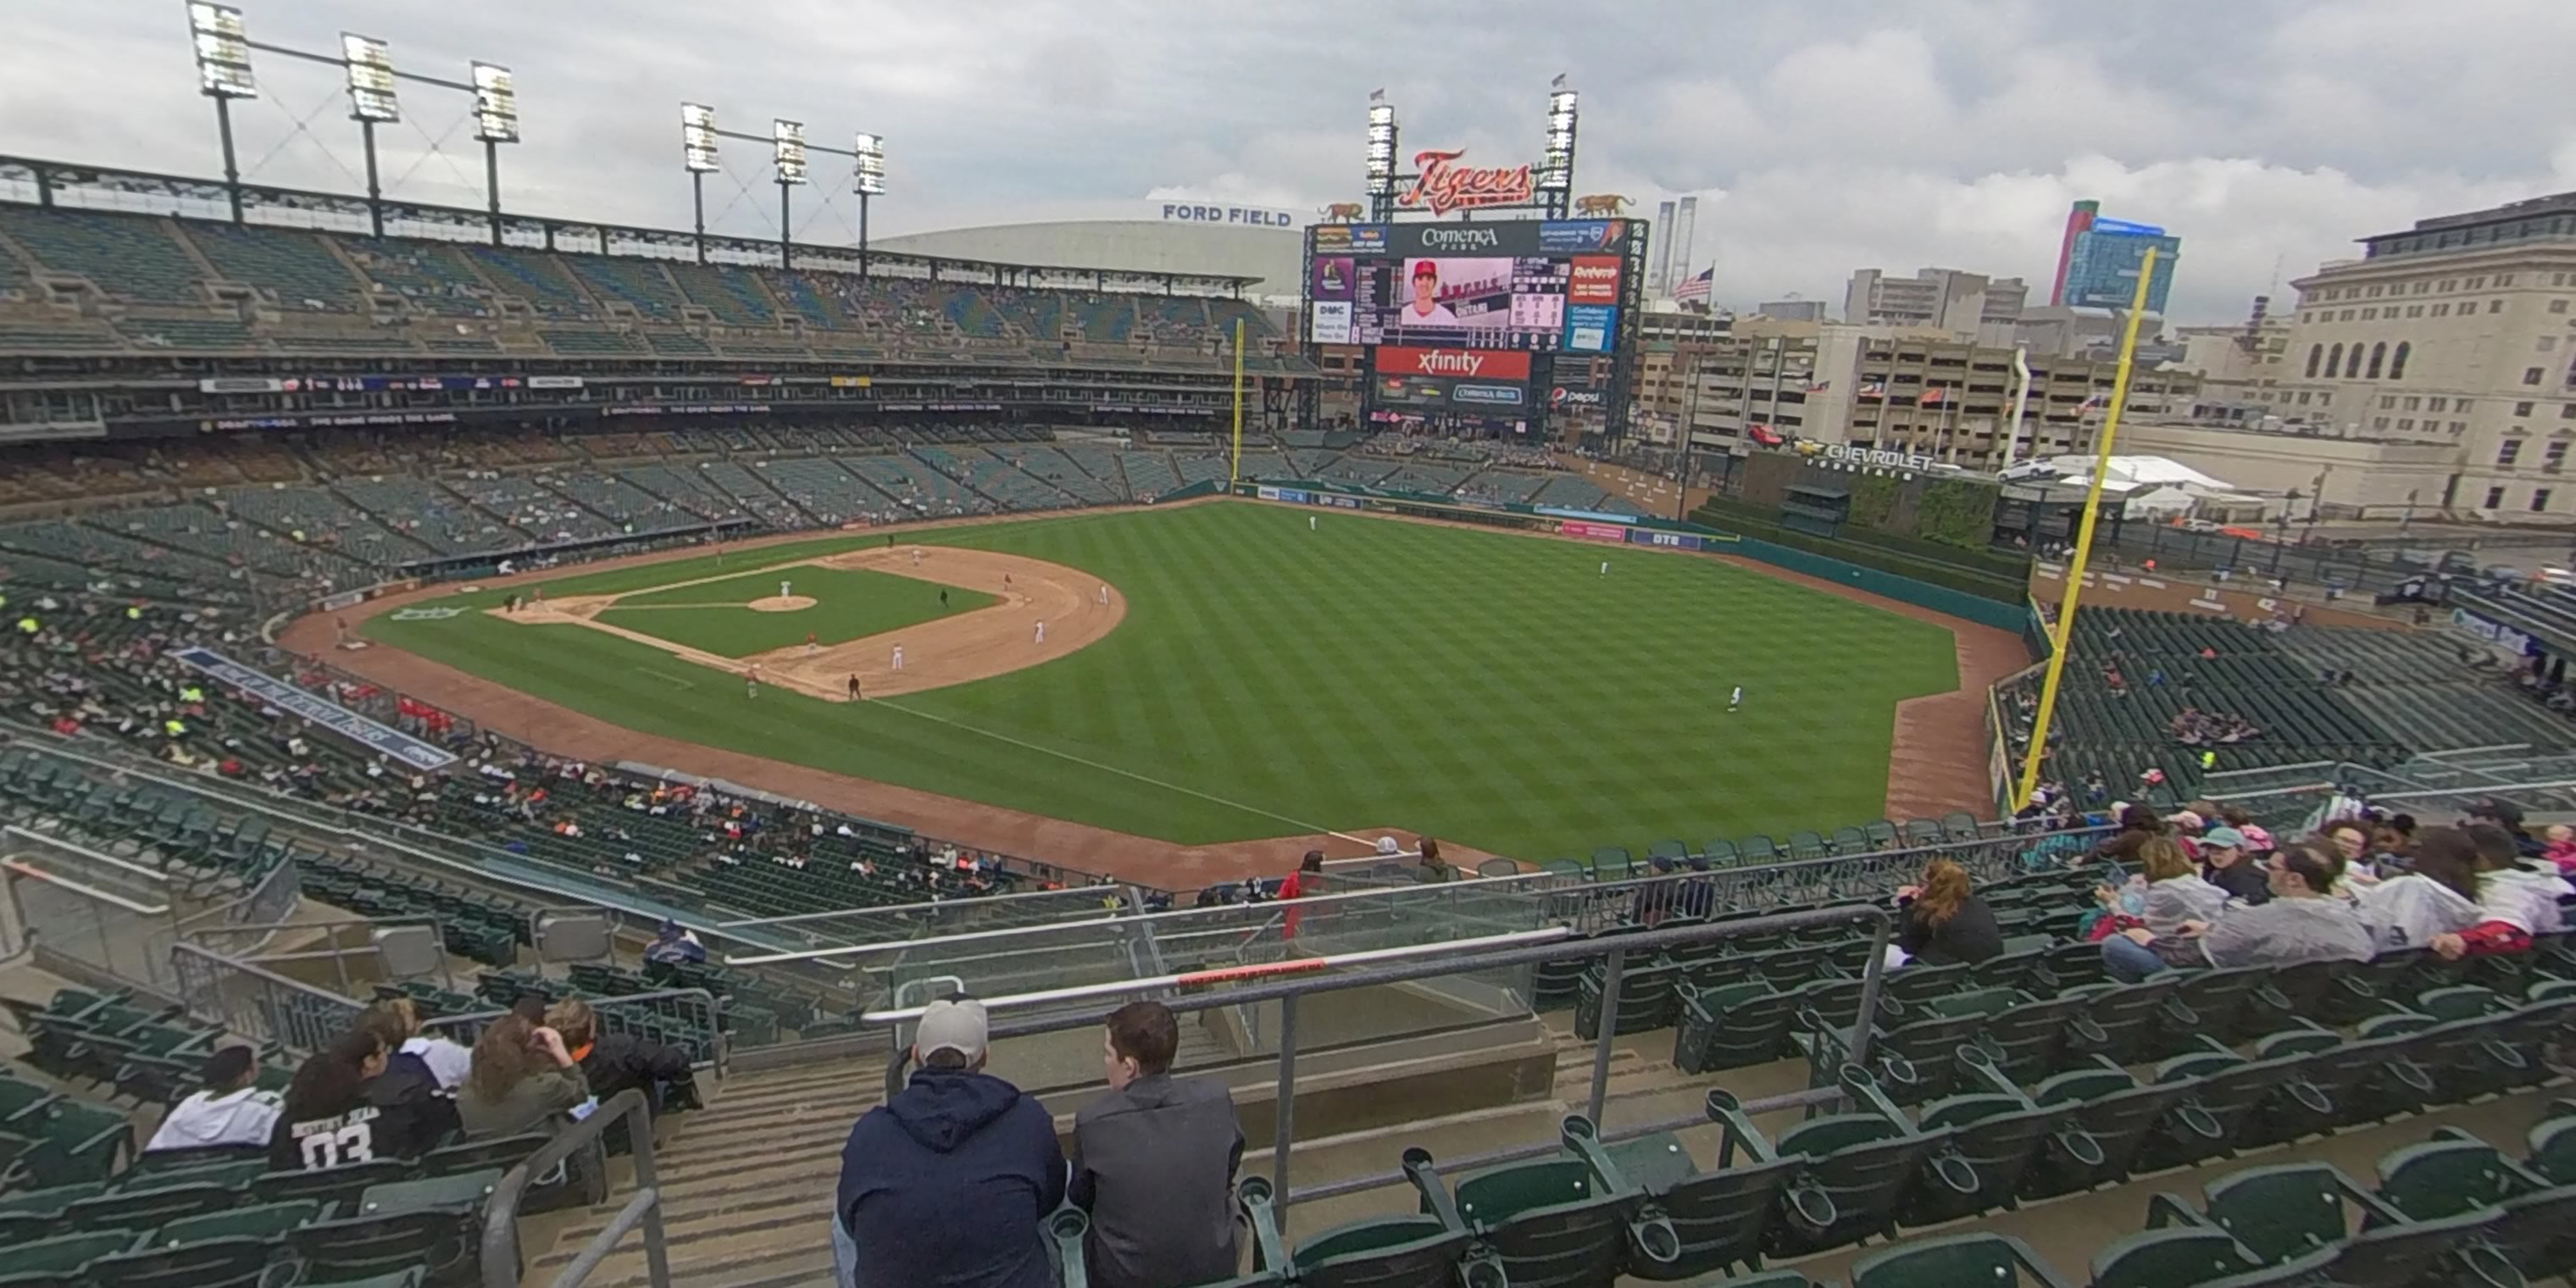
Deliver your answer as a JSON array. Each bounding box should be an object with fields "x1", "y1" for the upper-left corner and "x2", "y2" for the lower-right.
[
  {"x1": 1034, "y1": 620, "x2": 1046, "y2": 644},
  {"x1": 891, "y1": 645, "x2": 905, "y2": 671}
]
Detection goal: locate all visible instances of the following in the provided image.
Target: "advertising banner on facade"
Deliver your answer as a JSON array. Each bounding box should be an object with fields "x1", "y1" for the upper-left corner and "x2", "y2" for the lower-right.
[
  {"x1": 171, "y1": 647, "x2": 458, "y2": 770},
  {"x1": 1560, "y1": 520, "x2": 1629, "y2": 544}
]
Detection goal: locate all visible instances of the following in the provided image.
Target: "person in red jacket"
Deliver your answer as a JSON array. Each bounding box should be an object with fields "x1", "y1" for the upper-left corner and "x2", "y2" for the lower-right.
[{"x1": 1279, "y1": 851, "x2": 1324, "y2": 940}]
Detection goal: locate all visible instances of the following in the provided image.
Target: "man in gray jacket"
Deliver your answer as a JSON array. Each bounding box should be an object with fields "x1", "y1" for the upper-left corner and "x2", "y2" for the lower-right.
[{"x1": 1070, "y1": 1001, "x2": 1245, "y2": 1288}]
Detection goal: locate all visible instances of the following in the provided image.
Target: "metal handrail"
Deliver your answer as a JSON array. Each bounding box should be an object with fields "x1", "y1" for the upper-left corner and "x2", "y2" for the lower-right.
[
  {"x1": 481, "y1": 1087, "x2": 671, "y2": 1288},
  {"x1": 724, "y1": 866, "x2": 1569, "y2": 969},
  {"x1": 863, "y1": 902, "x2": 1894, "y2": 1230},
  {"x1": 0, "y1": 824, "x2": 174, "y2": 886},
  {"x1": 0, "y1": 858, "x2": 169, "y2": 915},
  {"x1": 713, "y1": 881, "x2": 1109, "y2": 929}
]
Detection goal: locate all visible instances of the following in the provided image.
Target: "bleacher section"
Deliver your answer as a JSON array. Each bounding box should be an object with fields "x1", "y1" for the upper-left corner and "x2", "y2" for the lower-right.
[{"x1": 2003, "y1": 608, "x2": 2575, "y2": 802}]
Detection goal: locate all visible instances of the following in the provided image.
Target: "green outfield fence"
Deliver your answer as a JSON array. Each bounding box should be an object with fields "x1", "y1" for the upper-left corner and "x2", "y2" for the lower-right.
[{"x1": 1240, "y1": 479, "x2": 2030, "y2": 632}]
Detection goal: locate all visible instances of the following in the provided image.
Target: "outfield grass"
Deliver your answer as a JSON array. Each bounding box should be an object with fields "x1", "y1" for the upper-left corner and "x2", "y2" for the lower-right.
[
  {"x1": 594, "y1": 565, "x2": 993, "y2": 658},
  {"x1": 364, "y1": 502, "x2": 1959, "y2": 858}
]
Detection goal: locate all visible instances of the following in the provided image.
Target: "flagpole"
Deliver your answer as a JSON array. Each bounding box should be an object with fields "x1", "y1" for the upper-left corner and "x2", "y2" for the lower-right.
[
  {"x1": 2012, "y1": 247, "x2": 2158, "y2": 812},
  {"x1": 1228, "y1": 317, "x2": 1246, "y2": 491}
]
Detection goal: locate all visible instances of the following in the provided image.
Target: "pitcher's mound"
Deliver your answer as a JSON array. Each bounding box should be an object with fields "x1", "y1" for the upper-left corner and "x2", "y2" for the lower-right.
[{"x1": 747, "y1": 596, "x2": 817, "y2": 613}]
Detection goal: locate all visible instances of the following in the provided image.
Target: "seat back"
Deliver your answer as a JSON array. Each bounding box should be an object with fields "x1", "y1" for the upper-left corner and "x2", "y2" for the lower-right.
[
  {"x1": 1905, "y1": 1095, "x2": 2058, "y2": 1226},
  {"x1": 1771, "y1": 1114, "x2": 1934, "y2": 1256},
  {"x1": 76, "y1": 1237, "x2": 275, "y2": 1288},
  {"x1": 2201, "y1": 1164, "x2": 2350, "y2": 1265},
  {"x1": 1291, "y1": 1217, "x2": 1474, "y2": 1288},
  {"x1": 1450, "y1": 1158, "x2": 1627, "y2": 1288},
  {"x1": 2089, "y1": 1227, "x2": 2265, "y2": 1288},
  {"x1": 1849, "y1": 1232, "x2": 2053, "y2": 1288}
]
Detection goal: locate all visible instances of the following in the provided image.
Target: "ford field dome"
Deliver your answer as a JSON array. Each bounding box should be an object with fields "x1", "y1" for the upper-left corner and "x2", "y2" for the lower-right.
[{"x1": 870, "y1": 205, "x2": 1306, "y2": 298}]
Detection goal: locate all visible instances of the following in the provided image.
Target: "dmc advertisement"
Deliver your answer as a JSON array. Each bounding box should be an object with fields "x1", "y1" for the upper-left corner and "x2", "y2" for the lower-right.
[{"x1": 1309, "y1": 301, "x2": 1353, "y2": 345}]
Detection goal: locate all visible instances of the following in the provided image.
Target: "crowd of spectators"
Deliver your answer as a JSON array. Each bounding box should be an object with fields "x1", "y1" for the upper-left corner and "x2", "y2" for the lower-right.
[
  {"x1": 1883, "y1": 793, "x2": 2575, "y2": 987},
  {"x1": 2168, "y1": 706, "x2": 2262, "y2": 746},
  {"x1": 140, "y1": 995, "x2": 694, "y2": 1173}
]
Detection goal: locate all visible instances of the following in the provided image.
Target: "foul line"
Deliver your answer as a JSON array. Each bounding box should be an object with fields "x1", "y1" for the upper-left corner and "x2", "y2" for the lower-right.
[{"x1": 872, "y1": 698, "x2": 1369, "y2": 846}]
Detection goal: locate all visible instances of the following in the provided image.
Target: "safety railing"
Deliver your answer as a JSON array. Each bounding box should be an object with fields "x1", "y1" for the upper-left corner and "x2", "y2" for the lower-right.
[
  {"x1": 1546, "y1": 824, "x2": 2114, "y2": 934},
  {"x1": 186, "y1": 913, "x2": 458, "y2": 998},
  {"x1": 483, "y1": 1087, "x2": 672, "y2": 1288},
  {"x1": 2, "y1": 824, "x2": 186, "y2": 998},
  {"x1": 858, "y1": 903, "x2": 1893, "y2": 1234}
]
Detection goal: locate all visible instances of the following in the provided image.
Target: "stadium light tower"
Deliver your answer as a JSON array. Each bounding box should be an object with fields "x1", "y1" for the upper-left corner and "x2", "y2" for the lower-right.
[
  {"x1": 1365, "y1": 97, "x2": 1397, "y2": 223},
  {"x1": 471, "y1": 63, "x2": 520, "y2": 246},
  {"x1": 853, "y1": 131, "x2": 885, "y2": 277},
  {"x1": 341, "y1": 33, "x2": 399, "y2": 237},
  {"x1": 773, "y1": 119, "x2": 808, "y2": 269},
  {"x1": 1540, "y1": 81, "x2": 1579, "y2": 219},
  {"x1": 186, "y1": 2, "x2": 258, "y2": 224},
  {"x1": 681, "y1": 103, "x2": 721, "y2": 263}
]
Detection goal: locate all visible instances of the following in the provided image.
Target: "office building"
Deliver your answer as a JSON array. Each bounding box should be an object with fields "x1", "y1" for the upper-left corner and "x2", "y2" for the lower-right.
[
  {"x1": 2256, "y1": 190, "x2": 2576, "y2": 523},
  {"x1": 1626, "y1": 319, "x2": 2200, "y2": 471},
  {"x1": 2054, "y1": 203, "x2": 2181, "y2": 314},
  {"x1": 1755, "y1": 298, "x2": 1828, "y2": 324},
  {"x1": 1841, "y1": 267, "x2": 2027, "y2": 345}
]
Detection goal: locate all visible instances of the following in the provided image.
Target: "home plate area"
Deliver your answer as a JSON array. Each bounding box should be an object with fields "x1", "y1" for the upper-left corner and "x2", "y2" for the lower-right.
[{"x1": 485, "y1": 546, "x2": 1124, "y2": 701}]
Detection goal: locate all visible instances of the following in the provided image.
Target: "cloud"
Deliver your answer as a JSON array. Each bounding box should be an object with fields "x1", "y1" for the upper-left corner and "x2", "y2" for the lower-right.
[{"x1": 0, "y1": 0, "x2": 2567, "y2": 322}]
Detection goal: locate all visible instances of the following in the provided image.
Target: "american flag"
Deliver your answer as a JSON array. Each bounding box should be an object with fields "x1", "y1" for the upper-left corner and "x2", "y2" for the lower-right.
[
  {"x1": 1919, "y1": 386, "x2": 1947, "y2": 405},
  {"x1": 1858, "y1": 380, "x2": 1886, "y2": 397},
  {"x1": 1804, "y1": 380, "x2": 1831, "y2": 393},
  {"x1": 1672, "y1": 266, "x2": 1713, "y2": 303}
]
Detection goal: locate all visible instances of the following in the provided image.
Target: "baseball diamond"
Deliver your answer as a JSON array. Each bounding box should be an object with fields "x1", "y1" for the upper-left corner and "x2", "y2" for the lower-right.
[{"x1": 348, "y1": 498, "x2": 1964, "y2": 858}]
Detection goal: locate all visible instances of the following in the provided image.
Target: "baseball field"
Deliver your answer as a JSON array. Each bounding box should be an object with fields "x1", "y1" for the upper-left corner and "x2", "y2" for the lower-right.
[{"x1": 358, "y1": 501, "x2": 1961, "y2": 859}]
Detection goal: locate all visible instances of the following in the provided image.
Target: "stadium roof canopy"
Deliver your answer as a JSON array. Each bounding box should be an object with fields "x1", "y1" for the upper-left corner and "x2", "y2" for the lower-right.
[{"x1": 1998, "y1": 453, "x2": 2236, "y2": 496}]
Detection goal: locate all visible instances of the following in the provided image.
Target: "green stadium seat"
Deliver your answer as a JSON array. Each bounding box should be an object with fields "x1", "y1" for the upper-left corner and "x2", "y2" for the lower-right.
[
  {"x1": 1285, "y1": 1212, "x2": 1483, "y2": 1288},
  {"x1": 76, "y1": 1236, "x2": 277, "y2": 1288},
  {"x1": 1901, "y1": 1092, "x2": 2055, "y2": 1227},
  {"x1": 0, "y1": 1230, "x2": 149, "y2": 1283},
  {"x1": 2086, "y1": 1228, "x2": 2267, "y2": 1288},
  {"x1": 63, "y1": 1177, "x2": 238, "y2": 1231},
  {"x1": 150, "y1": 1198, "x2": 324, "y2": 1248},
  {"x1": 2188, "y1": 1163, "x2": 2473, "y2": 1287},
  {"x1": 1670, "y1": 981, "x2": 1795, "y2": 1074},
  {"x1": 251, "y1": 1158, "x2": 417, "y2": 1208},
  {"x1": 1556, "y1": 1093, "x2": 1803, "y2": 1281},
  {"x1": 1698, "y1": 840, "x2": 1738, "y2": 868},
  {"x1": 356, "y1": 1167, "x2": 502, "y2": 1216},
  {"x1": 1848, "y1": 1233, "x2": 2069, "y2": 1288},
  {"x1": 1431, "y1": 1132, "x2": 1640, "y2": 1288}
]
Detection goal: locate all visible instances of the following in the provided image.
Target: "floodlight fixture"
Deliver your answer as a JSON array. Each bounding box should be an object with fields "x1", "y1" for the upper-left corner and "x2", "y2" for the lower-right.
[
  {"x1": 188, "y1": 3, "x2": 257, "y2": 99},
  {"x1": 1365, "y1": 102, "x2": 1396, "y2": 197},
  {"x1": 681, "y1": 103, "x2": 720, "y2": 172},
  {"x1": 1539, "y1": 88, "x2": 1578, "y2": 192},
  {"x1": 773, "y1": 119, "x2": 809, "y2": 185},
  {"x1": 472, "y1": 62, "x2": 520, "y2": 143},
  {"x1": 342, "y1": 33, "x2": 399, "y2": 123},
  {"x1": 852, "y1": 132, "x2": 886, "y2": 196}
]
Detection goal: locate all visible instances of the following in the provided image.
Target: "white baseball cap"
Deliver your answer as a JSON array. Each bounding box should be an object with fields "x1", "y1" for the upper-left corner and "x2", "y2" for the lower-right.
[{"x1": 915, "y1": 996, "x2": 989, "y2": 1064}]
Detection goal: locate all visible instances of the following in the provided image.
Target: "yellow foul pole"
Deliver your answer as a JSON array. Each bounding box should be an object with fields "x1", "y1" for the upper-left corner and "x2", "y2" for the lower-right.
[
  {"x1": 1228, "y1": 317, "x2": 1246, "y2": 491},
  {"x1": 2012, "y1": 247, "x2": 2159, "y2": 812}
]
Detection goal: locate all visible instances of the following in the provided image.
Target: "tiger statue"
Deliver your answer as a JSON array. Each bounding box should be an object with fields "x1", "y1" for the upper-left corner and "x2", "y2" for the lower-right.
[{"x1": 1573, "y1": 194, "x2": 1633, "y2": 217}]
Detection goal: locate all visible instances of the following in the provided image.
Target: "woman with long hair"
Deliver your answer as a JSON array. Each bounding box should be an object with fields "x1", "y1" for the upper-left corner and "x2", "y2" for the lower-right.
[
  {"x1": 2425, "y1": 823, "x2": 2575, "y2": 959},
  {"x1": 353, "y1": 997, "x2": 464, "y2": 1154},
  {"x1": 2355, "y1": 825, "x2": 2484, "y2": 952},
  {"x1": 1893, "y1": 858, "x2": 2002, "y2": 965},
  {"x1": 457, "y1": 1012, "x2": 588, "y2": 1138},
  {"x1": 269, "y1": 1029, "x2": 391, "y2": 1170},
  {"x1": 2136, "y1": 835, "x2": 2229, "y2": 937}
]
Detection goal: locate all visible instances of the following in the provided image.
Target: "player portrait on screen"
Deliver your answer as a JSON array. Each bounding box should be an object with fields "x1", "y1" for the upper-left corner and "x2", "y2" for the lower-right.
[{"x1": 1402, "y1": 259, "x2": 1462, "y2": 327}]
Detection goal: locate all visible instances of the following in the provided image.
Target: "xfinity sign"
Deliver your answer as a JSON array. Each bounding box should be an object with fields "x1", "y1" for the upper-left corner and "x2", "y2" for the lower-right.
[
  {"x1": 1158, "y1": 203, "x2": 1298, "y2": 228},
  {"x1": 1373, "y1": 346, "x2": 1533, "y2": 380}
]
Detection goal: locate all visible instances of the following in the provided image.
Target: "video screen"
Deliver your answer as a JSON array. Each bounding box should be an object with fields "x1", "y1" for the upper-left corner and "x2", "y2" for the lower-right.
[{"x1": 1356, "y1": 256, "x2": 1571, "y2": 350}]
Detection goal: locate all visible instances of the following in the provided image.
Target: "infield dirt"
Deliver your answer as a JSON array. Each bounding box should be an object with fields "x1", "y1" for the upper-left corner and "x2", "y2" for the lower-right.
[{"x1": 486, "y1": 546, "x2": 1123, "y2": 701}]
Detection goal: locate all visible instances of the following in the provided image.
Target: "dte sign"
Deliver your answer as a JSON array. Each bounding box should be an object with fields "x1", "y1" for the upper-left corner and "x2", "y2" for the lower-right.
[{"x1": 1160, "y1": 203, "x2": 1297, "y2": 228}]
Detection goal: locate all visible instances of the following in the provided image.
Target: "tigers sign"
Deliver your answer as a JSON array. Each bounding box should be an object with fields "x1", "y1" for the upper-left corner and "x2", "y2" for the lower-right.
[{"x1": 1396, "y1": 148, "x2": 1536, "y2": 216}]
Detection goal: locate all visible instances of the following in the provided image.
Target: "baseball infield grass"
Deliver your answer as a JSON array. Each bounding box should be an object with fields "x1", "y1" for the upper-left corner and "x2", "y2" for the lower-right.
[
  {"x1": 364, "y1": 502, "x2": 1959, "y2": 858},
  {"x1": 597, "y1": 565, "x2": 994, "y2": 658}
]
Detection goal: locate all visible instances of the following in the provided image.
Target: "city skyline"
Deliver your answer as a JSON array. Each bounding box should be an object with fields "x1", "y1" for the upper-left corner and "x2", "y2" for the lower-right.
[{"x1": 0, "y1": 0, "x2": 2568, "y2": 324}]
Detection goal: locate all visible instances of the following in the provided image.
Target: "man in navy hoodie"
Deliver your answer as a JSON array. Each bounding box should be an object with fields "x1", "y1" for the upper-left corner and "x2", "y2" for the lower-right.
[{"x1": 834, "y1": 996, "x2": 1064, "y2": 1288}]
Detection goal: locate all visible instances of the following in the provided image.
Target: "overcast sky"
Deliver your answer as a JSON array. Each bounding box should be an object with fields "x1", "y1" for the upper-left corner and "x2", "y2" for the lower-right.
[{"x1": 7, "y1": 0, "x2": 2572, "y2": 323}]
